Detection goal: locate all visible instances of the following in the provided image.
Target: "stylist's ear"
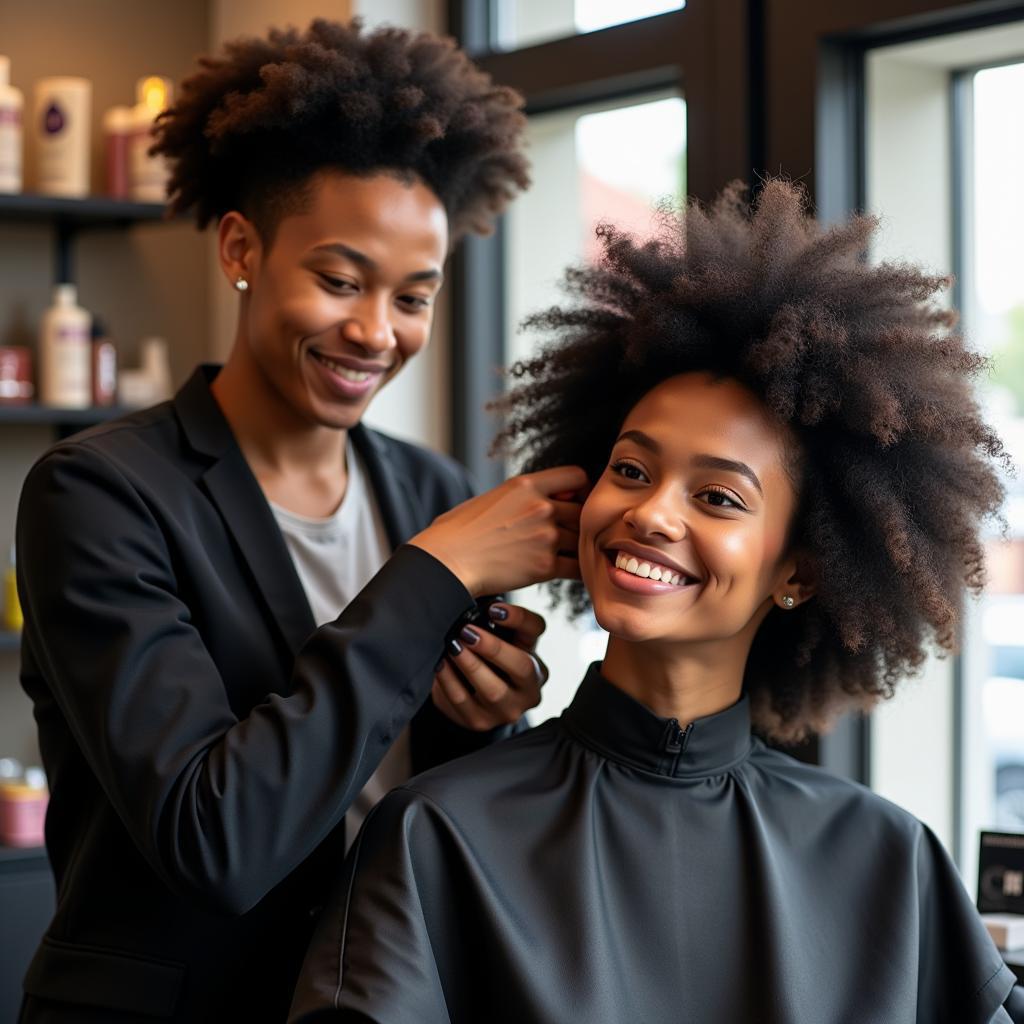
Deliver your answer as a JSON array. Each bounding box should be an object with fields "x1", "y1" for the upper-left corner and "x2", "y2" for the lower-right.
[{"x1": 217, "y1": 211, "x2": 261, "y2": 293}]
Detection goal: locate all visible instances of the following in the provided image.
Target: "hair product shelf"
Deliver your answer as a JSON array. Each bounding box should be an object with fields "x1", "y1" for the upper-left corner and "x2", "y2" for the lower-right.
[{"x1": 0, "y1": 193, "x2": 167, "y2": 283}]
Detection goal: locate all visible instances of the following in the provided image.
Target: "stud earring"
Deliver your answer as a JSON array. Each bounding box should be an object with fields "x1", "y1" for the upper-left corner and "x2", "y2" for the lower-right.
[
  {"x1": 234, "y1": 277, "x2": 249, "y2": 292},
  {"x1": 781, "y1": 595, "x2": 796, "y2": 609}
]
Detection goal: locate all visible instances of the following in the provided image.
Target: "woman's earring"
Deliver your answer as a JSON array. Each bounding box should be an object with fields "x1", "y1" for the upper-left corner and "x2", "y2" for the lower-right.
[
  {"x1": 234, "y1": 276, "x2": 249, "y2": 292},
  {"x1": 781, "y1": 595, "x2": 796, "y2": 609}
]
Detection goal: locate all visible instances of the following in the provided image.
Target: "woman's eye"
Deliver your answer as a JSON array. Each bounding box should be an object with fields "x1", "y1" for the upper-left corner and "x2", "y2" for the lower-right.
[
  {"x1": 398, "y1": 295, "x2": 431, "y2": 312},
  {"x1": 698, "y1": 488, "x2": 744, "y2": 510},
  {"x1": 610, "y1": 460, "x2": 648, "y2": 483}
]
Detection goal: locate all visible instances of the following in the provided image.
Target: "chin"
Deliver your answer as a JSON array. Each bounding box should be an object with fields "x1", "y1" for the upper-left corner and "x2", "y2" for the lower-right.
[{"x1": 592, "y1": 603, "x2": 665, "y2": 644}]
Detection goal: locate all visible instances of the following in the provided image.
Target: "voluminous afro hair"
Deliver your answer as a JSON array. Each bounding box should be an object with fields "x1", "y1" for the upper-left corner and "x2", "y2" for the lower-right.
[
  {"x1": 494, "y1": 180, "x2": 1007, "y2": 743},
  {"x1": 152, "y1": 18, "x2": 529, "y2": 240}
]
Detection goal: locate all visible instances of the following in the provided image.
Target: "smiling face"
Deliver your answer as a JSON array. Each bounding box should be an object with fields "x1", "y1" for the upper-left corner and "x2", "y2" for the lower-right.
[
  {"x1": 225, "y1": 170, "x2": 449, "y2": 430},
  {"x1": 580, "y1": 372, "x2": 805, "y2": 653}
]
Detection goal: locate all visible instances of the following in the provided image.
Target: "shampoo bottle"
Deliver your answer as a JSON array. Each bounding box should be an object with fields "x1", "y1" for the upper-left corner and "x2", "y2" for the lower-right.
[
  {"x1": 40, "y1": 284, "x2": 92, "y2": 408},
  {"x1": 0, "y1": 56, "x2": 23, "y2": 193},
  {"x1": 33, "y1": 77, "x2": 91, "y2": 197}
]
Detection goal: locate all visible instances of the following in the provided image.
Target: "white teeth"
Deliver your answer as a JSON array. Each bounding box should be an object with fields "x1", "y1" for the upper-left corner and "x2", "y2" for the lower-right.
[
  {"x1": 612, "y1": 551, "x2": 691, "y2": 587},
  {"x1": 315, "y1": 353, "x2": 372, "y2": 382}
]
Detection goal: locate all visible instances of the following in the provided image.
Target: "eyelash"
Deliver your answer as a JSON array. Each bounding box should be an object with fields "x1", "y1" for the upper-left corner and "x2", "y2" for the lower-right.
[
  {"x1": 608, "y1": 460, "x2": 747, "y2": 510},
  {"x1": 317, "y1": 275, "x2": 431, "y2": 311}
]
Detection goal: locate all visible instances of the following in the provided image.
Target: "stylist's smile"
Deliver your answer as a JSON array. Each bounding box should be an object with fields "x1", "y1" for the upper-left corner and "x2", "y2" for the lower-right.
[{"x1": 308, "y1": 347, "x2": 392, "y2": 399}]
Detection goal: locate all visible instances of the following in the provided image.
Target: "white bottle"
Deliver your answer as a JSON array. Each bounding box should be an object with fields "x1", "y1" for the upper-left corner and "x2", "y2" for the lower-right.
[
  {"x1": 40, "y1": 284, "x2": 92, "y2": 408},
  {"x1": 33, "y1": 77, "x2": 91, "y2": 198},
  {"x1": 0, "y1": 56, "x2": 23, "y2": 193}
]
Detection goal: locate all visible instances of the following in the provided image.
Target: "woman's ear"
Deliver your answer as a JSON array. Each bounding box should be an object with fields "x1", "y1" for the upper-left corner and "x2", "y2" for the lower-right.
[
  {"x1": 772, "y1": 555, "x2": 816, "y2": 611},
  {"x1": 217, "y1": 211, "x2": 261, "y2": 291}
]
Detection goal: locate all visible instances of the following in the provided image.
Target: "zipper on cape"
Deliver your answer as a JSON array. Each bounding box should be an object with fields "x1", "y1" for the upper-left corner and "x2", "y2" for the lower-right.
[{"x1": 661, "y1": 718, "x2": 693, "y2": 774}]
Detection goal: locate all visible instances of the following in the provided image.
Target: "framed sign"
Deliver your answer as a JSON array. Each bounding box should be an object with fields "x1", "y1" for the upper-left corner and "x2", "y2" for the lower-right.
[{"x1": 978, "y1": 831, "x2": 1024, "y2": 915}]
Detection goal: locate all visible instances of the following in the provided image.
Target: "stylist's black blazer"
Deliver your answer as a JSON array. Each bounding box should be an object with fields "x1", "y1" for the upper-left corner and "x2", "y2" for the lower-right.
[{"x1": 16, "y1": 365, "x2": 509, "y2": 1023}]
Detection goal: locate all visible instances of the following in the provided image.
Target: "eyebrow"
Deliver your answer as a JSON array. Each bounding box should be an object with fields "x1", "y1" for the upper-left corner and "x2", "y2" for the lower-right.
[
  {"x1": 312, "y1": 243, "x2": 443, "y2": 283},
  {"x1": 615, "y1": 429, "x2": 764, "y2": 496}
]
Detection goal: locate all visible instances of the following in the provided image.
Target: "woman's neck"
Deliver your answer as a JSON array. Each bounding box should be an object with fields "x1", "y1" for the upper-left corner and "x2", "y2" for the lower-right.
[
  {"x1": 600, "y1": 636, "x2": 749, "y2": 726},
  {"x1": 212, "y1": 345, "x2": 348, "y2": 515}
]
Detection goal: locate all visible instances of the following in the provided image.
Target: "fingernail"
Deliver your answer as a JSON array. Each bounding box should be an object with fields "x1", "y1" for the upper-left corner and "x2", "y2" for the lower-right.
[
  {"x1": 448, "y1": 638, "x2": 463, "y2": 656},
  {"x1": 488, "y1": 604, "x2": 509, "y2": 622},
  {"x1": 434, "y1": 658, "x2": 445, "y2": 673},
  {"x1": 460, "y1": 626, "x2": 479, "y2": 646}
]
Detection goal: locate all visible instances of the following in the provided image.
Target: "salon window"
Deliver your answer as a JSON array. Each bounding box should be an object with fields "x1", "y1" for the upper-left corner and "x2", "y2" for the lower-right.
[
  {"x1": 864, "y1": 21, "x2": 1024, "y2": 879},
  {"x1": 493, "y1": 0, "x2": 685, "y2": 50}
]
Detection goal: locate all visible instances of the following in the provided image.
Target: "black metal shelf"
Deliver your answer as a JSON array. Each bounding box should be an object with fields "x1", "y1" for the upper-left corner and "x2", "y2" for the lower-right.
[
  {"x1": 0, "y1": 193, "x2": 171, "y2": 282},
  {"x1": 0, "y1": 404, "x2": 131, "y2": 427},
  {"x1": 0, "y1": 193, "x2": 167, "y2": 228}
]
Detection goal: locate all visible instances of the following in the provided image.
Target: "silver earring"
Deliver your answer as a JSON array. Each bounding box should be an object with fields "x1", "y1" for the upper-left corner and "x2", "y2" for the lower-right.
[
  {"x1": 234, "y1": 276, "x2": 249, "y2": 292},
  {"x1": 781, "y1": 595, "x2": 796, "y2": 609}
]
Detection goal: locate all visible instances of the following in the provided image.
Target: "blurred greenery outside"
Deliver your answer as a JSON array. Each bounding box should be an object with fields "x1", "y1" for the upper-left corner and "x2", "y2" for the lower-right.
[{"x1": 989, "y1": 305, "x2": 1024, "y2": 414}]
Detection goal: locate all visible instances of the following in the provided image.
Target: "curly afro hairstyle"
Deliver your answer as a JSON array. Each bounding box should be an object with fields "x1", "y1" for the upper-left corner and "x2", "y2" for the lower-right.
[
  {"x1": 152, "y1": 18, "x2": 529, "y2": 241},
  {"x1": 494, "y1": 180, "x2": 1007, "y2": 742}
]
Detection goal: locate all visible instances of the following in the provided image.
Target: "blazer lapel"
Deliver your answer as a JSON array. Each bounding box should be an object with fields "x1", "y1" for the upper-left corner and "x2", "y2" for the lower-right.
[{"x1": 174, "y1": 366, "x2": 316, "y2": 658}]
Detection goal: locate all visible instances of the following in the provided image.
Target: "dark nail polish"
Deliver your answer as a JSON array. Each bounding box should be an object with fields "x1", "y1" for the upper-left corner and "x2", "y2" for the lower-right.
[
  {"x1": 488, "y1": 604, "x2": 509, "y2": 622},
  {"x1": 448, "y1": 637, "x2": 463, "y2": 656},
  {"x1": 460, "y1": 625, "x2": 479, "y2": 646}
]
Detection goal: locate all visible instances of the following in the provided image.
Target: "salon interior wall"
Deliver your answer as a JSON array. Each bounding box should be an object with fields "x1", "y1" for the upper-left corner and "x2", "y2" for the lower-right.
[
  {"x1": 207, "y1": 0, "x2": 453, "y2": 454},
  {"x1": 865, "y1": 45, "x2": 955, "y2": 853},
  {"x1": 0, "y1": 0, "x2": 212, "y2": 767}
]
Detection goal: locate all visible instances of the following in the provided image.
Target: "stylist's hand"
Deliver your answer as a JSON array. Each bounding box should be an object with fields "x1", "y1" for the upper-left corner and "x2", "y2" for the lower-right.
[
  {"x1": 409, "y1": 466, "x2": 588, "y2": 597},
  {"x1": 432, "y1": 601, "x2": 548, "y2": 729}
]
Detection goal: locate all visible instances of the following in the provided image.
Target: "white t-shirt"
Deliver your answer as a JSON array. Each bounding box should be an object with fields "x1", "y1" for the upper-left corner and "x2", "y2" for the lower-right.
[{"x1": 270, "y1": 439, "x2": 411, "y2": 848}]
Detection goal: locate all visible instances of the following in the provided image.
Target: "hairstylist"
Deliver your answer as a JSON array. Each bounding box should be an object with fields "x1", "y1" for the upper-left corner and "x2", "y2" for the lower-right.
[{"x1": 15, "y1": 20, "x2": 585, "y2": 1024}]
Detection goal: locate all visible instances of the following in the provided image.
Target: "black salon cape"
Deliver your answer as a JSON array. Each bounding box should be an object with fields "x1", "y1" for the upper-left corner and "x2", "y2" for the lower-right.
[{"x1": 291, "y1": 664, "x2": 1021, "y2": 1024}]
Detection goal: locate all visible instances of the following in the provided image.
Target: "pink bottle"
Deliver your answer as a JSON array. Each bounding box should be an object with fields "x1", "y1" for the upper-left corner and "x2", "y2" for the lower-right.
[{"x1": 0, "y1": 767, "x2": 47, "y2": 847}]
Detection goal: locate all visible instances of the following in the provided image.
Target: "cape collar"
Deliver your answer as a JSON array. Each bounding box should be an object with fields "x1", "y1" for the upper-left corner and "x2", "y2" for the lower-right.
[{"x1": 561, "y1": 663, "x2": 752, "y2": 779}]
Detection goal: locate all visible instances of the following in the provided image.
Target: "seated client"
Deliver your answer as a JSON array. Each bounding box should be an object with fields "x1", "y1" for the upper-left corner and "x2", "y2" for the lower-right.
[{"x1": 290, "y1": 181, "x2": 1022, "y2": 1023}]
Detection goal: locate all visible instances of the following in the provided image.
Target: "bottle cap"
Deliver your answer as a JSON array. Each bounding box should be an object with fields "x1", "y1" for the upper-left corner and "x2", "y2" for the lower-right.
[
  {"x1": 54, "y1": 283, "x2": 77, "y2": 307},
  {"x1": 135, "y1": 76, "x2": 172, "y2": 116},
  {"x1": 103, "y1": 105, "x2": 134, "y2": 133},
  {"x1": 0, "y1": 57, "x2": 10, "y2": 89}
]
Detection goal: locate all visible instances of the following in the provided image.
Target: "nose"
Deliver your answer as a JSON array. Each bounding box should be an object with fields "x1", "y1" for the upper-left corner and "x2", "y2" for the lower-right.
[
  {"x1": 341, "y1": 293, "x2": 396, "y2": 354},
  {"x1": 622, "y1": 484, "x2": 688, "y2": 542}
]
